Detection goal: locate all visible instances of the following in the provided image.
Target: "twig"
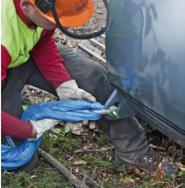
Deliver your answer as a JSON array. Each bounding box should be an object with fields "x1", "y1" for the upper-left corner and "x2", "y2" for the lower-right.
[
  {"x1": 176, "y1": 162, "x2": 185, "y2": 172},
  {"x1": 22, "y1": 176, "x2": 37, "y2": 188},
  {"x1": 151, "y1": 181, "x2": 172, "y2": 187},
  {"x1": 78, "y1": 43, "x2": 106, "y2": 64},
  {"x1": 175, "y1": 184, "x2": 183, "y2": 188},
  {"x1": 39, "y1": 149, "x2": 89, "y2": 188},
  {"x1": 6, "y1": 172, "x2": 35, "y2": 188},
  {"x1": 149, "y1": 144, "x2": 165, "y2": 151},
  {"x1": 74, "y1": 146, "x2": 114, "y2": 154}
]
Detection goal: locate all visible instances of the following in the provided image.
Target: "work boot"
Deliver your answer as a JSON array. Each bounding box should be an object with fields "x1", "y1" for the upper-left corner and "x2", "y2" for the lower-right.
[
  {"x1": 115, "y1": 147, "x2": 177, "y2": 176},
  {"x1": 16, "y1": 152, "x2": 39, "y2": 173},
  {"x1": 100, "y1": 117, "x2": 177, "y2": 175}
]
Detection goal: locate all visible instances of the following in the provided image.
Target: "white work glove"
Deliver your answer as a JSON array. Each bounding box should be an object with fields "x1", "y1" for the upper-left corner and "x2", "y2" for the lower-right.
[
  {"x1": 30, "y1": 119, "x2": 60, "y2": 139},
  {"x1": 56, "y1": 80, "x2": 96, "y2": 135},
  {"x1": 56, "y1": 80, "x2": 96, "y2": 102}
]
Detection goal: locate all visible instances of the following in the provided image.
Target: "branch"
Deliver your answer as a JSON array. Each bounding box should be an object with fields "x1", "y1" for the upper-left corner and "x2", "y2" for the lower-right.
[
  {"x1": 74, "y1": 146, "x2": 114, "y2": 154},
  {"x1": 39, "y1": 149, "x2": 89, "y2": 188}
]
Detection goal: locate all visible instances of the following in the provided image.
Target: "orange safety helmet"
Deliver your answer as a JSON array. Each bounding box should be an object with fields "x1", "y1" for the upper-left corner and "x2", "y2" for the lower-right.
[{"x1": 30, "y1": 0, "x2": 94, "y2": 28}]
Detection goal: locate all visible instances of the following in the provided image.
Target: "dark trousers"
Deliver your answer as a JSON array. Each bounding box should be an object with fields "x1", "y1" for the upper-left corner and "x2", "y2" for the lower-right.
[{"x1": 2, "y1": 44, "x2": 150, "y2": 168}]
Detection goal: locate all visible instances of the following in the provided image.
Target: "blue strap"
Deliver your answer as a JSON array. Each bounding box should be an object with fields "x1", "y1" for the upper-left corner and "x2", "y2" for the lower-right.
[{"x1": 1, "y1": 100, "x2": 104, "y2": 170}]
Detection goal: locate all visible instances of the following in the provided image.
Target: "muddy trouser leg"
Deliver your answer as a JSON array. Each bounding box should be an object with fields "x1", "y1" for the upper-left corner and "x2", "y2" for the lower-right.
[
  {"x1": 103, "y1": 118, "x2": 161, "y2": 172},
  {"x1": 56, "y1": 44, "x2": 159, "y2": 171},
  {"x1": 2, "y1": 60, "x2": 56, "y2": 171}
]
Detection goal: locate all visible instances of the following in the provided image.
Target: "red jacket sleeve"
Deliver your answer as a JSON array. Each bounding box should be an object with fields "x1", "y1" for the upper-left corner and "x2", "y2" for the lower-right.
[
  {"x1": 1, "y1": 46, "x2": 33, "y2": 140},
  {"x1": 1, "y1": 45, "x2": 11, "y2": 81},
  {"x1": 1, "y1": 111, "x2": 33, "y2": 140},
  {"x1": 30, "y1": 29, "x2": 71, "y2": 88}
]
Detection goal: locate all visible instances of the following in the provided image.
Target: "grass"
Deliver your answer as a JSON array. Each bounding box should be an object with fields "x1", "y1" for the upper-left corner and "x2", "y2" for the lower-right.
[
  {"x1": 2, "y1": 94, "x2": 185, "y2": 188},
  {"x1": 2, "y1": 161, "x2": 73, "y2": 188},
  {"x1": 2, "y1": 126, "x2": 185, "y2": 188}
]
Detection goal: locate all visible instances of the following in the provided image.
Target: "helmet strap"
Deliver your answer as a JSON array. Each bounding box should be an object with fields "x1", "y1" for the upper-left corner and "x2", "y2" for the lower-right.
[
  {"x1": 35, "y1": 0, "x2": 54, "y2": 13},
  {"x1": 35, "y1": 0, "x2": 111, "y2": 39}
]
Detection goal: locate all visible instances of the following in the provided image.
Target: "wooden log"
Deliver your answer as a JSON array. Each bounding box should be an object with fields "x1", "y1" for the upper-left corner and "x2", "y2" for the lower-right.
[{"x1": 78, "y1": 43, "x2": 106, "y2": 64}]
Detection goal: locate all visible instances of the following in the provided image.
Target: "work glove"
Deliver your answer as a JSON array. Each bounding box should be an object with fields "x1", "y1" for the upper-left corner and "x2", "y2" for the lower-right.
[
  {"x1": 30, "y1": 119, "x2": 60, "y2": 139},
  {"x1": 56, "y1": 80, "x2": 96, "y2": 134},
  {"x1": 56, "y1": 80, "x2": 96, "y2": 102}
]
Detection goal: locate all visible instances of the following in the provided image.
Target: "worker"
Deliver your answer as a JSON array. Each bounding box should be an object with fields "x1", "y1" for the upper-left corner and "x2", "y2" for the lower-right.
[
  {"x1": 1, "y1": 0, "x2": 112, "y2": 170},
  {"x1": 1, "y1": 0, "x2": 175, "y2": 174}
]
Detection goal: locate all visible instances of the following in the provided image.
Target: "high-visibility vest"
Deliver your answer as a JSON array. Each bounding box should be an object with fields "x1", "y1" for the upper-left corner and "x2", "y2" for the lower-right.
[{"x1": 1, "y1": 0, "x2": 43, "y2": 68}]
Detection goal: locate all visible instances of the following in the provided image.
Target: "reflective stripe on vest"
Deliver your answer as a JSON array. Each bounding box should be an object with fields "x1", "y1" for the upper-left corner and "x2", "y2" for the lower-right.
[{"x1": 1, "y1": 0, "x2": 43, "y2": 68}]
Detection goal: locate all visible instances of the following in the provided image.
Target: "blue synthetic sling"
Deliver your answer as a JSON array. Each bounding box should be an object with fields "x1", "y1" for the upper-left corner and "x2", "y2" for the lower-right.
[{"x1": 1, "y1": 100, "x2": 104, "y2": 170}]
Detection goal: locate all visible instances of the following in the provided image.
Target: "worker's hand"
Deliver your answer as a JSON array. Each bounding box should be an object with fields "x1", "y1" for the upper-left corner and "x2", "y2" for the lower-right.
[
  {"x1": 56, "y1": 80, "x2": 96, "y2": 102},
  {"x1": 30, "y1": 119, "x2": 60, "y2": 139}
]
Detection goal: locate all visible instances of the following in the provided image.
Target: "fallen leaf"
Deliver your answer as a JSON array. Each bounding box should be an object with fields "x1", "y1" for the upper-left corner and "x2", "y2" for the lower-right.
[
  {"x1": 122, "y1": 177, "x2": 136, "y2": 186},
  {"x1": 73, "y1": 160, "x2": 87, "y2": 165},
  {"x1": 176, "y1": 162, "x2": 185, "y2": 172},
  {"x1": 89, "y1": 121, "x2": 97, "y2": 129}
]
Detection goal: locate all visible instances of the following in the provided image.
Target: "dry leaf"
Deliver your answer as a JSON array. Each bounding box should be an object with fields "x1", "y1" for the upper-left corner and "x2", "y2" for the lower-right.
[{"x1": 73, "y1": 160, "x2": 87, "y2": 165}]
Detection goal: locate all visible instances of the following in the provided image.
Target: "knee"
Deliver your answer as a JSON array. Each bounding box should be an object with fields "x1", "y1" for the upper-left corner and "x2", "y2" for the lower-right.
[{"x1": 87, "y1": 63, "x2": 113, "y2": 103}]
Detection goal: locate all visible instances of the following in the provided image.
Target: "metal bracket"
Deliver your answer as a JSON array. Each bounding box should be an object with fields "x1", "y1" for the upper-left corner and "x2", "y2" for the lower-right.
[{"x1": 104, "y1": 88, "x2": 136, "y2": 120}]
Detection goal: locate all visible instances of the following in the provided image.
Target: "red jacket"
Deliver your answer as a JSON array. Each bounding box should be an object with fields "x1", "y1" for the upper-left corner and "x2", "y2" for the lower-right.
[{"x1": 1, "y1": 0, "x2": 71, "y2": 139}]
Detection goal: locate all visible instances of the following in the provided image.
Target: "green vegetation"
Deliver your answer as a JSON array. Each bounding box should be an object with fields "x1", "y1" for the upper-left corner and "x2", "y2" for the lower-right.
[{"x1": 2, "y1": 126, "x2": 185, "y2": 188}]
